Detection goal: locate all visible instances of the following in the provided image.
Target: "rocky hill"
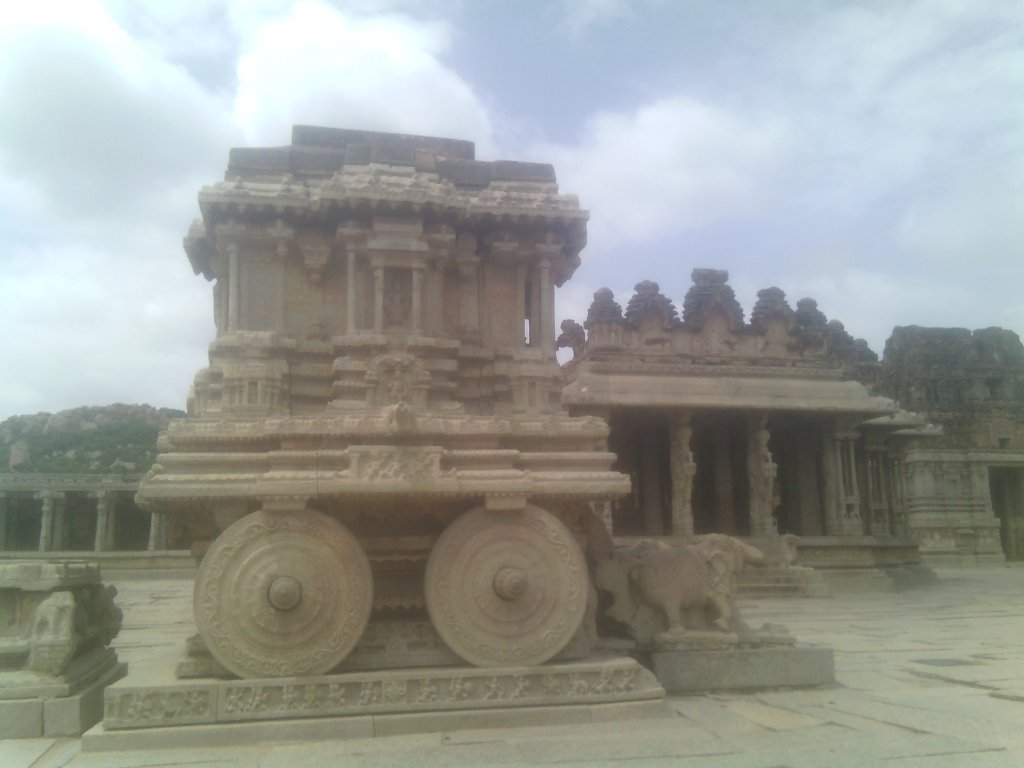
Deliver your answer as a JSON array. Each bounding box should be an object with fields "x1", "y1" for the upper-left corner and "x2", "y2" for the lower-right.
[{"x1": 0, "y1": 404, "x2": 184, "y2": 475}]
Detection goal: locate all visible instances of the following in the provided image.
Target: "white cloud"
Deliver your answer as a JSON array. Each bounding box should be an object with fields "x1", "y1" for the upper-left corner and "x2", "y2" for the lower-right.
[
  {"x1": 557, "y1": 0, "x2": 635, "y2": 38},
  {"x1": 0, "y1": 2, "x2": 238, "y2": 222},
  {"x1": 232, "y1": 1, "x2": 495, "y2": 151},
  {"x1": 0, "y1": 242, "x2": 213, "y2": 416},
  {"x1": 537, "y1": 98, "x2": 788, "y2": 260}
]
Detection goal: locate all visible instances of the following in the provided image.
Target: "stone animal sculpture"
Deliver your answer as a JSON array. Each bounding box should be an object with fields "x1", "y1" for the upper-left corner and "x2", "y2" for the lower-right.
[{"x1": 595, "y1": 535, "x2": 765, "y2": 645}]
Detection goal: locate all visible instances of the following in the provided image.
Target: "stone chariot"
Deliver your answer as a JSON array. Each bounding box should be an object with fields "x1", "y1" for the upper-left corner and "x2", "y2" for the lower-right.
[{"x1": 136, "y1": 127, "x2": 630, "y2": 680}]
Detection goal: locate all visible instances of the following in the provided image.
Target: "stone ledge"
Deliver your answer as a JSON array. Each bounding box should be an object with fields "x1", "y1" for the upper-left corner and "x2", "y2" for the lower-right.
[
  {"x1": 651, "y1": 645, "x2": 834, "y2": 694},
  {"x1": 86, "y1": 685, "x2": 667, "y2": 751},
  {"x1": 102, "y1": 655, "x2": 665, "y2": 731}
]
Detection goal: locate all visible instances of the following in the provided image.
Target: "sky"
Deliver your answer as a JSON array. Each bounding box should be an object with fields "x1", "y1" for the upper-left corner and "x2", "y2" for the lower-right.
[{"x1": 1, "y1": 0, "x2": 1022, "y2": 421}]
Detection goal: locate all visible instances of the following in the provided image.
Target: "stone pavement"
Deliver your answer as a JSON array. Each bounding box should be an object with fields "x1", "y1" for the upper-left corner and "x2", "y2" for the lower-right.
[{"x1": 3, "y1": 565, "x2": 1023, "y2": 767}]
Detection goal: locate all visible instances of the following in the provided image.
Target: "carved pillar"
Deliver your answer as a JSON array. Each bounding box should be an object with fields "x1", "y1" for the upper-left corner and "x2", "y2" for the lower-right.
[
  {"x1": 411, "y1": 266, "x2": 423, "y2": 335},
  {"x1": 373, "y1": 266, "x2": 385, "y2": 334},
  {"x1": 227, "y1": 242, "x2": 240, "y2": 333},
  {"x1": 346, "y1": 250, "x2": 358, "y2": 333},
  {"x1": 0, "y1": 493, "x2": 7, "y2": 550},
  {"x1": 92, "y1": 491, "x2": 111, "y2": 552},
  {"x1": 712, "y1": 425, "x2": 736, "y2": 534},
  {"x1": 824, "y1": 425, "x2": 863, "y2": 536},
  {"x1": 747, "y1": 415, "x2": 778, "y2": 536},
  {"x1": 669, "y1": 412, "x2": 696, "y2": 536},
  {"x1": 538, "y1": 258, "x2": 554, "y2": 354}
]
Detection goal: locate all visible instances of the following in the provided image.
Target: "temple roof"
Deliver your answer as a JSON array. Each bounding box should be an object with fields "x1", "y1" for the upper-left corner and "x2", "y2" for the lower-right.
[{"x1": 563, "y1": 370, "x2": 898, "y2": 415}]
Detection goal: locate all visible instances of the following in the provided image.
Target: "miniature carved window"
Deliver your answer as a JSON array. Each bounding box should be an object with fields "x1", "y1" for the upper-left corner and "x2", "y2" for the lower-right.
[{"x1": 383, "y1": 268, "x2": 413, "y2": 331}]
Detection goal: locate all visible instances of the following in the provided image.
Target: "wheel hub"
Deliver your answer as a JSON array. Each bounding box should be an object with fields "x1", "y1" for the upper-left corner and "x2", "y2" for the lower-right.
[{"x1": 267, "y1": 575, "x2": 303, "y2": 611}]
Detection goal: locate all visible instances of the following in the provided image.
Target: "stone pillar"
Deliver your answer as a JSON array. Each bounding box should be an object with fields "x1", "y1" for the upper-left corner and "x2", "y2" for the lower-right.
[
  {"x1": 515, "y1": 263, "x2": 528, "y2": 345},
  {"x1": 456, "y1": 255, "x2": 480, "y2": 342},
  {"x1": 866, "y1": 450, "x2": 892, "y2": 538},
  {"x1": 0, "y1": 493, "x2": 7, "y2": 550},
  {"x1": 92, "y1": 491, "x2": 112, "y2": 552},
  {"x1": 538, "y1": 258, "x2": 554, "y2": 354},
  {"x1": 825, "y1": 427, "x2": 863, "y2": 536},
  {"x1": 103, "y1": 495, "x2": 117, "y2": 548},
  {"x1": 712, "y1": 425, "x2": 736, "y2": 534},
  {"x1": 669, "y1": 413, "x2": 696, "y2": 537},
  {"x1": 747, "y1": 415, "x2": 778, "y2": 536},
  {"x1": 639, "y1": 426, "x2": 664, "y2": 535},
  {"x1": 227, "y1": 242, "x2": 240, "y2": 333},
  {"x1": 373, "y1": 266, "x2": 385, "y2": 334},
  {"x1": 821, "y1": 432, "x2": 840, "y2": 535},
  {"x1": 36, "y1": 492, "x2": 64, "y2": 552},
  {"x1": 346, "y1": 250, "x2": 359, "y2": 333},
  {"x1": 888, "y1": 456, "x2": 907, "y2": 539},
  {"x1": 411, "y1": 266, "x2": 423, "y2": 335},
  {"x1": 148, "y1": 512, "x2": 166, "y2": 551}
]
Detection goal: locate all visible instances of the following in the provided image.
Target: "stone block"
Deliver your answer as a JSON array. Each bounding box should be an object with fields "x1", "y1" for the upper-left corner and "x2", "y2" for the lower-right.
[
  {"x1": 0, "y1": 697, "x2": 42, "y2": 738},
  {"x1": 437, "y1": 158, "x2": 493, "y2": 186},
  {"x1": 492, "y1": 160, "x2": 556, "y2": 183},
  {"x1": 226, "y1": 147, "x2": 291, "y2": 176},
  {"x1": 290, "y1": 146, "x2": 345, "y2": 176},
  {"x1": 651, "y1": 644, "x2": 835, "y2": 693},
  {"x1": 42, "y1": 661, "x2": 124, "y2": 736}
]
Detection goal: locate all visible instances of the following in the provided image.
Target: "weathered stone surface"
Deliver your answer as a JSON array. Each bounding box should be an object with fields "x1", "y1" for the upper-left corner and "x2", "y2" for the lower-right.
[
  {"x1": 595, "y1": 536, "x2": 769, "y2": 647},
  {"x1": 131, "y1": 125, "x2": 635, "y2": 690},
  {"x1": 425, "y1": 506, "x2": 588, "y2": 667},
  {"x1": 651, "y1": 645, "x2": 834, "y2": 693},
  {"x1": 102, "y1": 655, "x2": 662, "y2": 731},
  {"x1": 194, "y1": 509, "x2": 373, "y2": 680},
  {"x1": 0, "y1": 562, "x2": 124, "y2": 737}
]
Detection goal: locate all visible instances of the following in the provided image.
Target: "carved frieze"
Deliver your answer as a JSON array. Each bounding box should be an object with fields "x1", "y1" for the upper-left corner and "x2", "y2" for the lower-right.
[
  {"x1": 347, "y1": 446, "x2": 443, "y2": 483},
  {"x1": 103, "y1": 657, "x2": 661, "y2": 729}
]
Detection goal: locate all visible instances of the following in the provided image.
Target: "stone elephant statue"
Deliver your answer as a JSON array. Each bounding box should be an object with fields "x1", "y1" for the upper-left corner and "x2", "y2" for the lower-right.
[{"x1": 595, "y1": 535, "x2": 765, "y2": 645}]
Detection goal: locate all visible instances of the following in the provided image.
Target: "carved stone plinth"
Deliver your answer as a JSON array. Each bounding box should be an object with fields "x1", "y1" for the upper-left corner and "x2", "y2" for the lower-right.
[
  {"x1": 0, "y1": 562, "x2": 125, "y2": 737},
  {"x1": 99, "y1": 655, "x2": 663, "y2": 738}
]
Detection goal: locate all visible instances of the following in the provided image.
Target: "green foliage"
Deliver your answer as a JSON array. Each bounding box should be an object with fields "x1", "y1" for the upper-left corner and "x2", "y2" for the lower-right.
[{"x1": 0, "y1": 405, "x2": 185, "y2": 475}]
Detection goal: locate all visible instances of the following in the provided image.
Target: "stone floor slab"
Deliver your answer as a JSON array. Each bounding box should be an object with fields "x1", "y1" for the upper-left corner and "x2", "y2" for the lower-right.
[
  {"x1": 0, "y1": 739, "x2": 55, "y2": 768},
  {"x1": 6, "y1": 565, "x2": 1020, "y2": 768}
]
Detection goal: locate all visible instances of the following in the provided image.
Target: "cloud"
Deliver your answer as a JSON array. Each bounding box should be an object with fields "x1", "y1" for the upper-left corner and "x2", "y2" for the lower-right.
[
  {"x1": 0, "y1": 241, "x2": 214, "y2": 416},
  {"x1": 0, "y1": 2, "x2": 235, "y2": 419},
  {"x1": 0, "y1": 2, "x2": 238, "y2": 224},
  {"x1": 556, "y1": 0, "x2": 635, "y2": 38},
  {"x1": 232, "y1": 1, "x2": 495, "y2": 150},
  {"x1": 536, "y1": 97, "x2": 788, "y2": 260}
]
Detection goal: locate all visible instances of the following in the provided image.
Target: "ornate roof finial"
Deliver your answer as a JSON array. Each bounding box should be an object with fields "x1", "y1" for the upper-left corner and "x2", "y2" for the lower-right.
[
  {"x1": 750, "y1": 287, "x2": 793, "y2": 329},
  {"x1": 624, "y1": 281, "x2": 679, "y2": 328},
  {"x1": 682, "y1": 268, "x2": 744, "y2": 330},
  {"x1": 585, "y1": 287, "x2": 624, "y2": 328}
]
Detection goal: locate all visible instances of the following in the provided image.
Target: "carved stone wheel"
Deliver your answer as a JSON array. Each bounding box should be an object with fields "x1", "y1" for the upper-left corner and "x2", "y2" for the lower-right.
[
  {"x1": 194, "y1": 509, "x2": 372, "y2": 679},
  {"x1": 425, "y1": 505, "x2": 588, "y2": 667}
]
